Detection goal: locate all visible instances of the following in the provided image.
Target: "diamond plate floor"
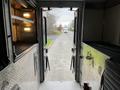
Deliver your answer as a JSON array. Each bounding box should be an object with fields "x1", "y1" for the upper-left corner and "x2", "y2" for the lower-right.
[{"x1": 0, "y1": 45, "x2": 39, "y2": 90}]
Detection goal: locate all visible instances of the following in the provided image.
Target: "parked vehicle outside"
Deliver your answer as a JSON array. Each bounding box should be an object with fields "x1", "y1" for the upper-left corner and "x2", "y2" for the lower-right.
[{"x1": 63, "y1": 27, "x2": 68, "y2": 33}]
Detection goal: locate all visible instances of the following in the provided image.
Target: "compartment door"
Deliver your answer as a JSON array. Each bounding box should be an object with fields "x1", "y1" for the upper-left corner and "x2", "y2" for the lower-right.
[{"x1": 2, "y1": 0, "x2": 14, "y2": 62}]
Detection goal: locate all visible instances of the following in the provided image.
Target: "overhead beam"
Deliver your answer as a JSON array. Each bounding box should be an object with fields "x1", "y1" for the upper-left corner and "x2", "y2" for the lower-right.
[
  {"x1": 105, "y1": 0, "x2": 120, "y2": 8},
  {"x1": 38, "y1": 1, "x2": 105, "y2": 9},
  {"x1": 86, "y1": 2, "x2": 105, "y2": 9},
  {"x1": 38, "y1": 1, "x2": 83, "y2": 7}
]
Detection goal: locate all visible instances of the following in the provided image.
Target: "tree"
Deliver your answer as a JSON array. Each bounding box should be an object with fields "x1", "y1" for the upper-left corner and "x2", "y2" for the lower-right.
[
  {"x1": 57, "y1": 24, "x2": 63, "y2": 32},
  {"x1": 46, "y1": 12, "x2": 56, "y2": 34},
  {"x1": 69, "y1": 20, "x2": 74, "y2": 31}
]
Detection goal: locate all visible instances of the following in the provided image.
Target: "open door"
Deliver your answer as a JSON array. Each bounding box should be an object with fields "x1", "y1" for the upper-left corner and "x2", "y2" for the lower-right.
[
  {"x1": 43, "y1": 17, "x2": 50, "y2": 72},
  {"x1": 36, "y1": 1, "x2": 85, "y2": 83},
  {"x1": 73, "y1": 4, "x2": 85, "y2": 83},
  {"x1": 36, "y1": 8, "x2": 50, "y2": 83},
  {"x1": 36, "y1": 7, "x2": 45, "y2": 83}
]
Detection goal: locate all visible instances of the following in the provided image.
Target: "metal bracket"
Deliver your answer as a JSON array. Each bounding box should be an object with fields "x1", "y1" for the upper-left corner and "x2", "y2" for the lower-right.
[{"x1": 45, "y1": 56, "x2": 50, "y2": 72}]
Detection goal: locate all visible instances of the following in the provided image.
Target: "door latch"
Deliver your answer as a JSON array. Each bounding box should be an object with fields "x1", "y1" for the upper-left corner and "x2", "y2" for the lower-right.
[{"x1": 86, "y1": 51, "x2": 94, "y2": 60}]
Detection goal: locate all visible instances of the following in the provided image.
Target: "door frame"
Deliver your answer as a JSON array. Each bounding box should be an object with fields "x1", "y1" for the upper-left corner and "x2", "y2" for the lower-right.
[
  {"x1": 36, "y1": 7, "x2": 45, "y2": 83},
  {"x1": 2, "y1": 0, "x2": 14, "y2": 62},
  {"x1": 36, "y1": 1, "x2": 85, "y2": 83},
  {"x1": 43, "y1": 16, "x2": 48, "y2": 45},
  {"x1": 75, "y1": 4, "x2": 85, "y2": 83}
]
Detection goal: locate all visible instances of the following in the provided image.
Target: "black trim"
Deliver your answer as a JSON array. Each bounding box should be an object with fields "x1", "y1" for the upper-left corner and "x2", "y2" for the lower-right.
[
  {"x1": 37, "y1": 0, "x2": 85, "y2": 83},
  {"x1": 0, "y1": 0, "x2": 10, "y2": 71},
  {"x1": 74, "y1": 17, "x2": 77, "y2": 45},
  {"x1": 36, "y1": 6, "x2": 45, "y2": 83},
  {"x1": 105, "y1": 0, "x2": 120, "y2": 8},
  {"x1": 86, "y1": 2, "x2": 105, "y2": 9},
  {"x1": 38, "y1": 1, "x2": 83, "y2": 7},
  {"x1": 2, "y1": 0, "x2": 14, "y2": 61},
  {"x1": 24, "y1": 0, "x2": 36, "y2": 8},
  {"x1": 75, "y1": 8, "x2": 82, "y2": 83},
  {"x1": 38, "y1": 1, "x2": 120, "y2": 9},
  {"x1": 43, "y1": 17, "x2": 47, "y2": 45},
  {"x1": 39, "y1": 1, "x2": 106, "y2": 9}
]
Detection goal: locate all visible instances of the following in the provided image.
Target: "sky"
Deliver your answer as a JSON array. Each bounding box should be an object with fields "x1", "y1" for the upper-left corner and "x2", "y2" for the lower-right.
[{"x1": 48, "y1": 8, "x2": 75, "y2": 27}]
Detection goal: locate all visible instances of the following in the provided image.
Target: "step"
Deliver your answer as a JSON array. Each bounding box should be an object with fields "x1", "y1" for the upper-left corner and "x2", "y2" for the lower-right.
[{"x1": 39, "y1": 81, "x2": 81, "y2": 90}]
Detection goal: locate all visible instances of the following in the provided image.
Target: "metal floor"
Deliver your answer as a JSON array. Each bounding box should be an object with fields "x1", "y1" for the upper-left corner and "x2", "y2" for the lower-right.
[{"x1": 39, "y1": 81, "x2": 81, "y2": 90}]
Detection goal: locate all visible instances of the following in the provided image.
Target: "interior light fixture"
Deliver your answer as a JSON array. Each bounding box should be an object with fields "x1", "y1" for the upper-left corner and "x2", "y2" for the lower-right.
[
  {"x1": 23, "y1": 13, "x2": 31, "y2": 18},
  {"x1": 24, "y1": 27, "x2": 31, "y2": 32}
]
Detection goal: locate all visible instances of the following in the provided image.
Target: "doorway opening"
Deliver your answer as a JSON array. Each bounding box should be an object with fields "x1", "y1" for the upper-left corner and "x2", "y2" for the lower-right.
[
  {"x1": 37, "y1": 1, "x2": 84, "y2": 86},
  {"x1": 40, "y1": 7, "x2": 83, "y2": 90},
  {"x1": 42, "y1": 8, "x2": 77, "y2": 81}
]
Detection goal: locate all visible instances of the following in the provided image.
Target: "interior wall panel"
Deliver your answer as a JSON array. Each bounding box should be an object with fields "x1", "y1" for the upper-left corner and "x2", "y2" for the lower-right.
[
  {"x1": 103, "y1": 4, "x2": 120, "y2": 46},
  {"x1": 83, "y1": 9, "x2": 104, "y2": 41}
]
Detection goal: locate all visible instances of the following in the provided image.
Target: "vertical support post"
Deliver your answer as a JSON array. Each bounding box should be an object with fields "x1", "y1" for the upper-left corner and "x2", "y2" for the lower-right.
[
  {"x1": 36, "y1": 6, "x2": 45, "y2": 83},
  {"x1": 44, "y1": 17, "x2": 47, "y2": 44},
  {"x1": 2, "y1": 0, "x2": 14, "y2": 62},
  {"x1": 74, "y1": 17, "x2": 77, "y2": 45},
  {"x1": 75, "y1": 2, "x2": 85, "y2": 83},
  {"x1": 0, "y1": 0, "x2": 10, "y2": 68},
  {"x1": 75, "y1": 7, "x2": 82, "y2": 83},
  {"x1": 0, "y1": 0, "x2": 7, "y2": 58}
]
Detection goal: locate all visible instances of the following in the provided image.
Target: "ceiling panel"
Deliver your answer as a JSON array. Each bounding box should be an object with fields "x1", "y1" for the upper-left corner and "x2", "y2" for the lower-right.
[{"x1": 38, "y1": 0, "x2": 106, "y2": 3}]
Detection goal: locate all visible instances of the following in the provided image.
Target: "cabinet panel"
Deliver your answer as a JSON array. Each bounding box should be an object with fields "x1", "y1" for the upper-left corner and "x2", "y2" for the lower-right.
[
  {"x1": 81, "y1": 43, "x2": 109, "y2": 89},
  {"x1": 0, "y1": 45, "x2": 39, "y2": 90}
]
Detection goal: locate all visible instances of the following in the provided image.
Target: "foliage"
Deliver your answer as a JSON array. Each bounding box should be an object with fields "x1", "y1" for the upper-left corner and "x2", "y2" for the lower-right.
[
  {"x1": 57, "y1": 24, "x2": 63, "y2": 32},
  {"x1": 46, "y1": 12, "x2": 56, "y2": 34},
  {"x1": 45, "y1": 38, "x2": 54, "y2": 48},
  {"x1": 68, "y1": 20, "x2": 74, "y2": 31}
]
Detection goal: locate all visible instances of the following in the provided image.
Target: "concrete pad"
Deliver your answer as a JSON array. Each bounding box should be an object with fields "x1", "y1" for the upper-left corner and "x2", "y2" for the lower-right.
[
  {"x1": 46, "y1": 32, "x2": 74, "y2": 81},
  {"x1": 39, "y1": 81, "x2": 81, "y2": 90}
]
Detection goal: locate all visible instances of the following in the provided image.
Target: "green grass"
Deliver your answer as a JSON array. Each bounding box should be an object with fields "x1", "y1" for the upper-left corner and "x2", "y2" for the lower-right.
[
  {"x1": 45, "y1": 38, "x2": 54, "y2": 48},
  {"x1": 53, "y1": 30, "x2": 62, "y2": 35}
]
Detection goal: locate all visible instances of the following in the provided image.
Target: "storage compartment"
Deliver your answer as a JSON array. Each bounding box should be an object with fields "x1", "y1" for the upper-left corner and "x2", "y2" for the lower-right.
[
  {"x1": 10, "y1": 0, "x2": 37, "y2": 56},
  {"x1": 83, "y1": 3, "x2": 120, "y2": 46},
  {"x1": 81, "y1": 43, "x2": 109, "y2": 90},
  {"x1": 82, "y1": 2, "x2": 120, "y2": 89},
  {"x1": 82, "y1": 42, "x2": 120, "y2": 89}
]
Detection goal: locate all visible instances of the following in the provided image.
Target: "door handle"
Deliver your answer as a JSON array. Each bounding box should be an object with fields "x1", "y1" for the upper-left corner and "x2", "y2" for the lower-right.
[
  {"x1": 86, "y1": 51, "x2": 94, "y2": 60},
  {"x1": 45, "y1": 48, "x2": 48, "y2": 53},
  {"x1": 13, "y1": 45, "x2": 17, "y2": 58},
  {"x1": 44, "y1": 48, "x2": 50, "y2": 72},
  {"x1": 71, "y1": 48, "x2": 76, "y2": 53},
  {"x1": 70, "y1": 55, "x2": 75, "y2": 73},
  {"x1": 34, "y1": 53, "x2": 37, "y2": 76},
  {"x1": 45, "y1": 56, "x2": 50, "y2": 71},
  {"x1": 86, "y1": 56, "x2": 93, "y2": 60}
]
